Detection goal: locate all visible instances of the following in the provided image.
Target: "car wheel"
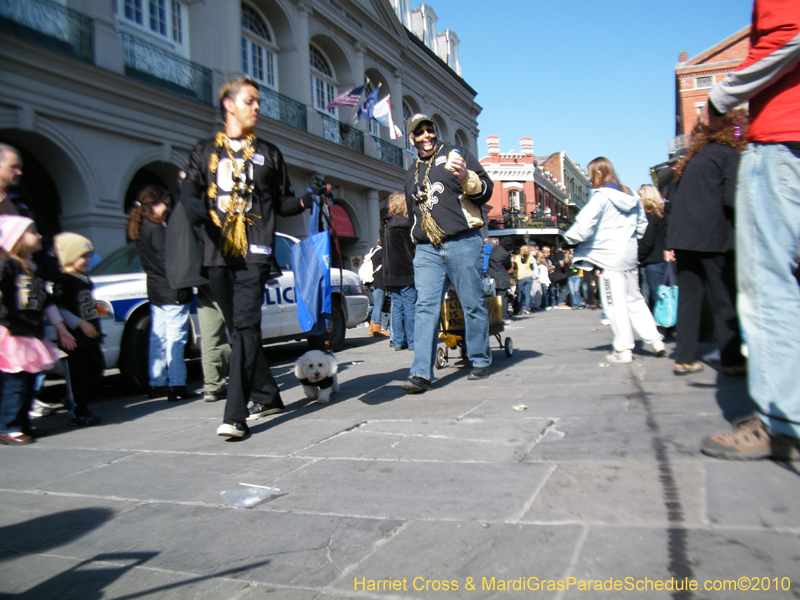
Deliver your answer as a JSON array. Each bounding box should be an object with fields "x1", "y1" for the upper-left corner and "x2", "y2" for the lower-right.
[
  {"x1": 119, "y1": 309, "x2": 150, "y2": 391},
  {"x1": 435, "y1": 347, "x2": 447, "y2": 370},
  {"x1": 307, "y1": 297, "x2": 346, "y2": 352}
]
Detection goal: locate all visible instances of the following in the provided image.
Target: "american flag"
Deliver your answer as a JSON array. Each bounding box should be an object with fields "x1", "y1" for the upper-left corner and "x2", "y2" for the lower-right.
[{"x1": 325, "y1": 84, "x2": 366, "y2": 109}]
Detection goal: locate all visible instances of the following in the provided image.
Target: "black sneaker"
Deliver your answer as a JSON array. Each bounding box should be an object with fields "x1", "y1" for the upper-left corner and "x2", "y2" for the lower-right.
[
  {"x1": 468, "y1": 367, "x2": 491, "y2": 380},
  {"x1": 216, "y1": 419, "x2": 249, "y2": 439},
  {"x1": 401, "y1": 376, "x2": 431, "y2": 394},
  {"x1": 168, "y1": 386, "x2": 198, "y2": 401},
  {"x1": 69, "y1": 412, "x2": 101, "y2": 427},
  {"x1": 203, "y1": 389, "x2": 226, "y2": 402},
  {"x1": 23, "y1": 426, "x2": 50, "y2": 438},
  {"x1": 246, "y1": 399, "x2": 284, "y2": 421},
  {"x1": 148, "y1": 386, "x2": 167, "y2": 399}
]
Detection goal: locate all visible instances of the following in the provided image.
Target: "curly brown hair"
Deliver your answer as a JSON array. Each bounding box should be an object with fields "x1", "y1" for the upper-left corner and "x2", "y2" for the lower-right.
[
  {"x1": 387, "y1": 191, "x2": 408, "y2": 217},
  {"x1": 127, "y1": 184, "x2": 170, "y2": 240},
  {"x1": 675, "y1": 109, "x2": 749, "y2": 181}
]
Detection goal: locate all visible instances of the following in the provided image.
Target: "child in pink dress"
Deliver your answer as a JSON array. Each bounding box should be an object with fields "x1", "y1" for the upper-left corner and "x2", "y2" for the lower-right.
[{"x1": 0, "y1": 216, "x2": 76, "y2": 445}]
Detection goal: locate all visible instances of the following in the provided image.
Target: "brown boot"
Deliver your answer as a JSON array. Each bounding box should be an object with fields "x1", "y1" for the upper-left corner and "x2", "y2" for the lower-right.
[
  {"x1": 368, "y1": 321, "x2": 376, "y2": 335},
  {"x1": 372, "y1": 322, "x2": 390, "y2": 337}
]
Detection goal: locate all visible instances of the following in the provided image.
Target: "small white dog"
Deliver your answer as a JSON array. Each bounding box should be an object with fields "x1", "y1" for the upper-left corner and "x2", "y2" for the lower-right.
[{"x1": 294, "y1": 350, "x2": 339, "y2": 404}]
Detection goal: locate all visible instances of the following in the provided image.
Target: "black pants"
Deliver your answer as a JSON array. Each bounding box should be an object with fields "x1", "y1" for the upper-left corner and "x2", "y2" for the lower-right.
[
  {"x1": 674, "y1": 249, "x2": 744, "y2": 367},
  {"x1": 209, "y1": 263, "x2": 282, "y2": 425},
  {"x1": 64, "y1": 346, "x2": 105, "y2": 413}
]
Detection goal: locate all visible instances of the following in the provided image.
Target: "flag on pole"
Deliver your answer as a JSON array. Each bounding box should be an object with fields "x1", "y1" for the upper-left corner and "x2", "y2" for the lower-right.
[
  {"x1": 371, "y1": 95, "x2": 403, "y2": 140},
  {"x1": 356, "y1": 86, "x2": 380, "y2": 121},
  {"x1": 325, "y1": 83, "x2": 366, "y2": 109}
]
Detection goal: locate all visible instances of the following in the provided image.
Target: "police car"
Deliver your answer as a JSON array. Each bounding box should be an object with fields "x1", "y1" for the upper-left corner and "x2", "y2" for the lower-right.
[{"x1": 87, "y1": 232, "x2": 369, "y2": 389}]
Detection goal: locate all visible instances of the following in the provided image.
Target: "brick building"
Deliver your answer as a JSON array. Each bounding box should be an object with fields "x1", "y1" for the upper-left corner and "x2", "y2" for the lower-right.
[
  {"x1": 479, "y1": 136, "x2": 588, "y2": 238},
  {"x1": 672, "y1": 25, "x2": 749, "y2": 157}
]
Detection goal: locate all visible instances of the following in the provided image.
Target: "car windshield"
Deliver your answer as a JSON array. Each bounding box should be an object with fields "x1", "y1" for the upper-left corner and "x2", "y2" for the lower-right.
[
  {"x1": 89, "y1": 234, "x2": 297, "y2": 276},
  {"x1": 275, "y1": 235, "x2": 294, "y2": 270},
  {"x1": 89, "y1": 243, "x2": 141, "y2": 275}
]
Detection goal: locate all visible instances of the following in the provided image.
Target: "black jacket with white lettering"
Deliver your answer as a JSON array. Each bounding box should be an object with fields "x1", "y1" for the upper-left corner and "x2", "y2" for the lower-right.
[
  {"x1": 181, "y1": 137, "x2": 304, "y2": 274},
  {"x1": 404, "y1": 143, "x2": 493, "y2": 244}
]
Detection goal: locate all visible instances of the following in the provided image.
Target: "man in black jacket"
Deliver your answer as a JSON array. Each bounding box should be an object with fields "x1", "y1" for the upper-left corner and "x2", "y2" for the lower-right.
[
  {"x1": 401, "y1": 114, "x2": 494, "y2": 393},
  {"x1": 182, "y1": 76, "x2": 312, "y2": 439}
]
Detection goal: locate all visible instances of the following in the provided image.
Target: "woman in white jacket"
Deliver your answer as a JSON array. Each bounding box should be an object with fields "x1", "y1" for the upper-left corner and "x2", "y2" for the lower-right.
[{"x1": 564, "y1": 157, "x2": 665, "y2": 363}]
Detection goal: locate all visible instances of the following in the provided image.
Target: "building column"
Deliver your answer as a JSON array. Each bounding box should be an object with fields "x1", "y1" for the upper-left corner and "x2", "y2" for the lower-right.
[
  {"x1": 296, "y1": 2, "x2": 312, "y2": 106},
  {"x1": 393, "y1": 69, "x2": 404, "y2": 142},
  {"x1": 354, "y1": 42, "x2": 367, "y2": 132},
  {"x1": 366, "y1": 189, "x2": 381, "y2": 248}
]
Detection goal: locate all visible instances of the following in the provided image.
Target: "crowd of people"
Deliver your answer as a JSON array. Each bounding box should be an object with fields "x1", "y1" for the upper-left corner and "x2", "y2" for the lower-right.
[{"x1": 1, "y1": 0, "x2": 799, "y2": 462}]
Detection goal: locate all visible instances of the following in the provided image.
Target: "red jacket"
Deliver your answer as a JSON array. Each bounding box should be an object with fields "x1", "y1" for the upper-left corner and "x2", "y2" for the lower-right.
[{"x1": 709, "y1": 0, "x2": 800, "y2": 143}]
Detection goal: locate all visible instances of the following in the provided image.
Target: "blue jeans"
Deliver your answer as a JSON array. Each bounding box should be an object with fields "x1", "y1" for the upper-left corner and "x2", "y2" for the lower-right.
[
  {"x1": 547, "y1": 284, "x2": 558, "y2": 307},
  {"x1": 643, "y1": 262, "x2": 668, "y2": 311},
  {"x1": 149, "y1": 303, "x2": 190, "y2": 387},
  {"x1": 370, "y1": 287, "x2": 390, "y2": 328},
  {"x1": 568, "y1": 275, "x2": 583, "y2": 307},
  {"x1": 516, "y1": 277, "x2": 533, "y2": 313},
  {"x1": 737, "y1": 143, "x2": 800, "y2": 439},
  {"x1": 0, "y1": 371, "x2": 35, "y2": 434},
  {"x1": 388, "y1": 285, "x2": 417, "y2": 349},
  {"x1": 411, "y1": 232, "x2": 490, "y2": 381}
]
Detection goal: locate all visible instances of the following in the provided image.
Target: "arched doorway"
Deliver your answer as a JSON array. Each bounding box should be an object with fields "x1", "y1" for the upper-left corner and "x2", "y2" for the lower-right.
[{"x1": 124, "y1": 162, "x2": 182, "y2": 215}]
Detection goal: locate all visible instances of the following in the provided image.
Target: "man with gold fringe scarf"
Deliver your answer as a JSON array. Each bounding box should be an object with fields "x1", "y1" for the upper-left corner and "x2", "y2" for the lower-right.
[
  {"x1": 182, "y1": 76, "x2": 313, "y2": 440},
  {"x1": 401, "y1": 114, "x2": 494, "y2": 394}
]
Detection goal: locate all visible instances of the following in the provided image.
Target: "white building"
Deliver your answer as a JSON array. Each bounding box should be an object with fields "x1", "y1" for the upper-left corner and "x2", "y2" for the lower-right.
[{"x1": 0, "y1": 0, "x2": 482, "y2": 264}]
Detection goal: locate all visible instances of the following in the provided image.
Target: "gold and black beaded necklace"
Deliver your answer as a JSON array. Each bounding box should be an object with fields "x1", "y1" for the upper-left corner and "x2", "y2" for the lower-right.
[
  {"x1": 413, "y1": 145, "x2": 446, "y2": 246},
  {"x1": 206, "y1": 131, "x2": 259, "y2": 257}
]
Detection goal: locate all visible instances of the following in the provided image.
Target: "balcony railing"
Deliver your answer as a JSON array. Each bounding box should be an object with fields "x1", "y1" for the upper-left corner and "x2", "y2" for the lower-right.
[
  {"x1": 0, "y1": 0, "x2": 93, "y2": 63},
  {"x1": 120, "y1": 32, "x2": 212, "y2": 105},
  {"x1": 489, "y1": 213, "x2": 574, "y2": 231},
  {"x1": 259, "y1": 85, "x2": 307, "y2": 132},
  {"x1": 321, "y1": 114, "x2": 364, "y2": 154},
  {"x1": 372, "y1": 135, "x2": 403, "y2": 168}
]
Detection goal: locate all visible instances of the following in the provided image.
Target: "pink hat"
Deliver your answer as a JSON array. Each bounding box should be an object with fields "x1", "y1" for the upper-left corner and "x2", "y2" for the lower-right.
[{"x1": 0, "y1": 215, "x2": 34, "y2": 253}]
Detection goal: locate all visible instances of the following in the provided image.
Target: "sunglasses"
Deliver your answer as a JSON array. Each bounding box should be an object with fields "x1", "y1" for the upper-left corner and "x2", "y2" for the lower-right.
[{"x1": 413, "y1": 127, "x2": 436, "y2": 137}]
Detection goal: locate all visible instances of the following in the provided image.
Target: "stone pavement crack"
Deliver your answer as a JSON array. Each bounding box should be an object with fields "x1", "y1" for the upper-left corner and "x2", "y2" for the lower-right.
[{"x1": 630, "y1": 375, "x2": 695, "y2": 600}]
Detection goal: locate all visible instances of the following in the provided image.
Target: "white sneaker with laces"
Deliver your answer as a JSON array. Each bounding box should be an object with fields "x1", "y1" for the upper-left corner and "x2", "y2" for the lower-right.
[
  {"x1": 605, "y1": 350, "x2": 633, "y2": 364},
  {"x1": 653, "y1": 340, "x2": 666, "y2": 357},
  {"x1": 29, "y1": 399, "x2": 55, "y2": 418}
]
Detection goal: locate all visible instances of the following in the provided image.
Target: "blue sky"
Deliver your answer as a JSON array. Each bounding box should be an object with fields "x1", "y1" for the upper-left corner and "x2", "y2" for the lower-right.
[{"x1": 426, "y1": 0, "x2": 754, "y2": 188}]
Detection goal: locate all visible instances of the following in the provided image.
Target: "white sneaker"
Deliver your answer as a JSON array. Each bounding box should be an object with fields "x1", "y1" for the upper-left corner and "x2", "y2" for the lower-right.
[
  {"x1": 653, "y1": 340, "x2": 666, "y2": 357},
  {"x1": 605, "y1": 350, "x2": 633, "y2": 364},
  {"x1": 217, "y1": 420, "x2": 248, "y2": 438},
  {"x1": 29, "y1": 399, "x2": 55, "y2": 418},
  {"x1": 600, "y1": 318, "x2": 610, "y2": 326}
]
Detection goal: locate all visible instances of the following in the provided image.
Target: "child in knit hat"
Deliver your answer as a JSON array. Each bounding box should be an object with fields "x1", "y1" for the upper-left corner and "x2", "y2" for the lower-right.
[
  {"x1": 0, "y1": 216, "x2": 76, "y2": 445},
  {"x1": 52, "y1": 232, "x2": 105, "y2": 427}
]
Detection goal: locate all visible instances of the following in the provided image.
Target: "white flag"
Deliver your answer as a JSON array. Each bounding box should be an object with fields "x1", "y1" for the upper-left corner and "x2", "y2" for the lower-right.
[{"x1": 371, "y1": 95, "x2": 403, "y2": 140}]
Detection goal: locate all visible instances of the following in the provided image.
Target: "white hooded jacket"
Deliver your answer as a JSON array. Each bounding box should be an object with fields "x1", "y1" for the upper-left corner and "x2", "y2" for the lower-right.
[{"x1": 564, "y1": 183, "x2": 647, "y2": 272}]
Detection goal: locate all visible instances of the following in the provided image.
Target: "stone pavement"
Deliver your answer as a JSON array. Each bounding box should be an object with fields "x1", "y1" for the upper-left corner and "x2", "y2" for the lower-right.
[{"x1": 1, "y1": 309, "x2": 799, "y2": 599}]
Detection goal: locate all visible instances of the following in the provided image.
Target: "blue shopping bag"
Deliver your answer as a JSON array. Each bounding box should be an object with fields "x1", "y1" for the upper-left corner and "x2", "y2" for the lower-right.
[
  {"x1": 653, "y1": 262, "x2": 678, "y2": 328},
  {"x1": 291, "y1": 191, "x2": 331, "y2": 336}
]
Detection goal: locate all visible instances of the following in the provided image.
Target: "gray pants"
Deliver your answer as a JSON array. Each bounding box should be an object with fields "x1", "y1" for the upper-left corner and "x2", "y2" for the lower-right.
[{"x1": 196, "y1": 284, "x2": 230, "y2": 394}]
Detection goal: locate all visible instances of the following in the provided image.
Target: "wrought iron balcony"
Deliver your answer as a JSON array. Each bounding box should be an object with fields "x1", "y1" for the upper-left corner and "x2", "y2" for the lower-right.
[
  {"x1": 321, "y1": 114, "x2": 364, "y2": 154},
  {"x1": 120, "y1": 32, "x2": 211, "y2": 105},
  {"x1": 0, "y1": 0, "x2": 93, "y2": 63},
  {"x1": 372, "y1": 135, "x2": 403, "y2": 168},
  {"x1": 258, "y1": 86, "x2": 307, "y2": 132}
]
